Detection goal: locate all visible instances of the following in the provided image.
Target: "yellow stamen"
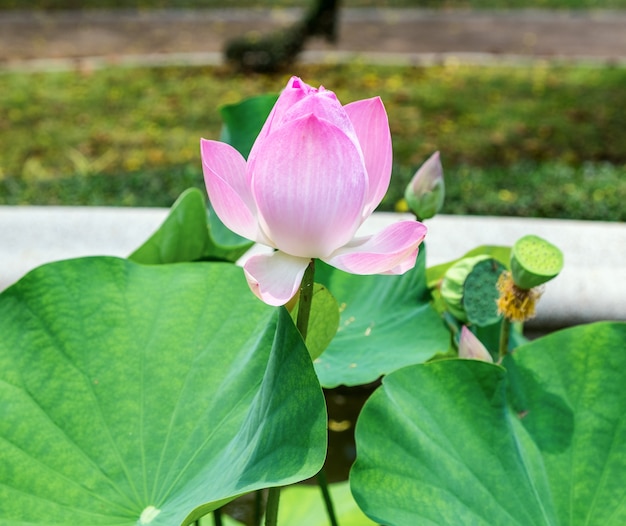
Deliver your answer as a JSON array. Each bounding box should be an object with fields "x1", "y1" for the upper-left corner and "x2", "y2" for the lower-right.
[{"x1": 496, "y1": 271, "x2": 543, "y2": 322}]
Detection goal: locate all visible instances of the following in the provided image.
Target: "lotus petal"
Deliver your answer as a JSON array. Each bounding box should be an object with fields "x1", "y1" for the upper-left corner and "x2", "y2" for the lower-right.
[
  {"x1": 201, "y1": 139, "x2": 261, "y2": 242},
  {"x1": 244, "y1": 251, "x2": 311, "y2": 306},
  {"x1": 324, "y1": 221, "x2": 427, "y2": 275},
  {"x1": 344, "y1": 97, "x2": 392, "y2": 218},
  {"x1": 251, "y1": 114, "x2": 367, "y2": 258}
]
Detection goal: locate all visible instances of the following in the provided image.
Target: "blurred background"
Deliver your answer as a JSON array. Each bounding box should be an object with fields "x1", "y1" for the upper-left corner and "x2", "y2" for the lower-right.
[{"x1": 0, "y1": 0, "x2": 625, "y2": 220}]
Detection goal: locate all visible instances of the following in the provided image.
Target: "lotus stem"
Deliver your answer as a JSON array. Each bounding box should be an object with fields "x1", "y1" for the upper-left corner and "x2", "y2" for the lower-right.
[
  {"x1": 317, "y1": 467, "x2": 339, "y2": 526},
  {"x1": 254, "y1": 490, "x2": 263, "y2": 526},
  {"x1": 264, "y1": 260, "x2": 316, "y2": 526},
  {"x1": 499, "y1": 317, "x2": 512, "y2": 362},
  {"x1": 296, "y1": 260, "x2": 339, "y2": 525},
  {"x1": 296, "y1": 260, "x2": 315, "y2": 340},
  {"x1": 265, "y1": 487, "x2": 281, "y2": 526}
]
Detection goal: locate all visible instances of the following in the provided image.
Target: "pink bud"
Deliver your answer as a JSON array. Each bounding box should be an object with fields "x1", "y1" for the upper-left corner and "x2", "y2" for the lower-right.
[
  {"x1": 404, "y1": 151, "x2": 445, "y2": 220},
  {"x1": 458, "y1": 326, "x2": 493, "y2": 363}
]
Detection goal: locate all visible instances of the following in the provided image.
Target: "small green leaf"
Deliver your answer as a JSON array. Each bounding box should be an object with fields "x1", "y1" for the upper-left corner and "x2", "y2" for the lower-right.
[
  {"x1": 351, "y1": 322, "x2": 626, "y2": 525},
  {"x1": 129, "y1": 188, "x2": 253, "y2": 264},
  {"x1": 0, "y1": 257, "x2": 326, "y2": 526},
  {"x1": 129, "y1": 187, "x2": 210, "y2": 264},
  {"x1": 219, "y1": 94, "x2": 278, "y2": 159},
  {"x1": 314, "y1": 247, "x2": 449, "y2": 388}
]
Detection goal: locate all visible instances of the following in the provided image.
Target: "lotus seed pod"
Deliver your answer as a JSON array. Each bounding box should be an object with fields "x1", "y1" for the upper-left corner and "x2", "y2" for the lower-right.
[
  {"x1": 440, "y1": 255, "x2": 490, "y2": 322},
  {"x1": 463, "y1": 258, "x2": 506, "y2": 327},
  {"x1": 510, "y1": 235, "x2": 564, "y2": 290}
]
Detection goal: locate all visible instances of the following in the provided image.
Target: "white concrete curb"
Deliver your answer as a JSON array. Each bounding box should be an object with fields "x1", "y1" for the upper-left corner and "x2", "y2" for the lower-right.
[{"x1": 1, "y1": 206, "x2": 624, "y2": 329}]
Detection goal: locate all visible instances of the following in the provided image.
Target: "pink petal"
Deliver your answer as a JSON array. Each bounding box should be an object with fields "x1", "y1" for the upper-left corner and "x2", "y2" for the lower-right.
[
  {"x1": 411, "y1": 151, "x2": 444, "y2": 194},
  {"x1": 243, "y1": 251, "x2": 311, "y2": 306},
  {"x1": 280, "y1": 90, "x2": 358, "y2": 144},
  {"x1": 251, "y1": 114, "x2": 368, "y2": 259},
  {"x1": 459, "y1": 326, "x2": 494, "y2": 363},
  {"x1": 323, "y1": 220, "x2": 427, "y2": 275},
  {"x1": 201, "y1": 138, "x2": 262, "y2": 242},
  {"x1": 248, "y1": 77, "x2": 316, "y2": 164},
  {"x1": 344, "y1": 97, "x2": 392, "y2": 219}
]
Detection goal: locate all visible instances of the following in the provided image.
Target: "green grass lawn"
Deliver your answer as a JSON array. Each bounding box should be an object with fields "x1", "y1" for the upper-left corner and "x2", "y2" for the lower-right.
[{"x1": 1, "y1": 62, "x2": 625, "y2": 220}]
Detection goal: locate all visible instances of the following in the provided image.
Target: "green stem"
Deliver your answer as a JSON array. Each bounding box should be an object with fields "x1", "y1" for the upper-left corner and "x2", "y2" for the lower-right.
[
  {"x1": 296, "y1": 260, "x2": 315, "y2": 341},
  {"x1": 265, "y1": 487, "x2": 281, "y2": 526},
  {"x1": 253, "y1": 490, "x2": 263, "y2": 526},
  {"x1": 316, "y1": 467, "x2": 339, "y2": 526},
  {"x1": 213, "y1": 508, "x2": 223, "y2": 526},
  {"x1": 264, "y1": 260, "x2": 316, "y2": 526},
  {"x1": 499, "y1": 317, "x2": 512, "y2": 362},
  {"x1": 296, "y1": 260, "x2": 339, "y2": 526}
]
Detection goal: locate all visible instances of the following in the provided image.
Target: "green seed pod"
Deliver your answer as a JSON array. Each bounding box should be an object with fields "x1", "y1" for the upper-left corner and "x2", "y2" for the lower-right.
[
  {"x1": 510, "y1": 235, "x2": 564, "y2": 290},
  {"x1": 440, "y1": 255, "x2": 490, "y2": 322},
  {"x1": 463, "y1": 258, "x2": 506, "y2": 327}
]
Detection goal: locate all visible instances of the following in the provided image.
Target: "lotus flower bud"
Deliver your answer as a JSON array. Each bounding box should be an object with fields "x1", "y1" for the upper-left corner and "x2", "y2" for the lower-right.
[
  {"x1": 458, "y1": 326, "x2": 493, "y2": 363},
  {"x1": 404, "y1": 151, "x2": 445, "y2": 220},
  {"x1": 201, "y1": 76, "x2": 427, "y2": 305}
]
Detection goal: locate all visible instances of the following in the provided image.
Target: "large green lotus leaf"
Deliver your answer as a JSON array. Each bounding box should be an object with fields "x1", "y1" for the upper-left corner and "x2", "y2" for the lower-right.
[
  {"x1": 314, "y1": 246, "x2": 449, "y2": 388},
  {"x1": 351, "y1": 322, "x2": 626, "y2": 525},
  {"x1": 129, "y1": 188, "x2": 253, "y2": 264},
  {"x1": 503, "y1": 321, "x2": 626, "y2": 525},
  {"x1": 219, "y1": 94, "x2": 278, "y2": 159},
  {"x1": 0, "y1": 257, "x2": 326, "y2": 526}
]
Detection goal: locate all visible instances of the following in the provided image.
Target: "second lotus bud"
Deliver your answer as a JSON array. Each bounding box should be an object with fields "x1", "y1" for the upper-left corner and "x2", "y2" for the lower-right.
[
  {"x1": 458, "y1": 326, "x2": 494, "y2": 363},
  {"x1": 404, "y1": 151, "x2": 445, "y2": 220}
]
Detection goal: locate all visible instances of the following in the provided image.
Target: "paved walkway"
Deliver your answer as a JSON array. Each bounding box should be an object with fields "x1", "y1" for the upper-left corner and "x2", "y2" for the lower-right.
[{"x1": 1, "y1": 8, "x2": 626, "y2": 70}]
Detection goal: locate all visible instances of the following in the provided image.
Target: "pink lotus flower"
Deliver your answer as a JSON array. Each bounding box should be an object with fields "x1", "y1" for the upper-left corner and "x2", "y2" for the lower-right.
[{"x1": 201, "y1": 77, "x2": 427, "y2": 306}]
